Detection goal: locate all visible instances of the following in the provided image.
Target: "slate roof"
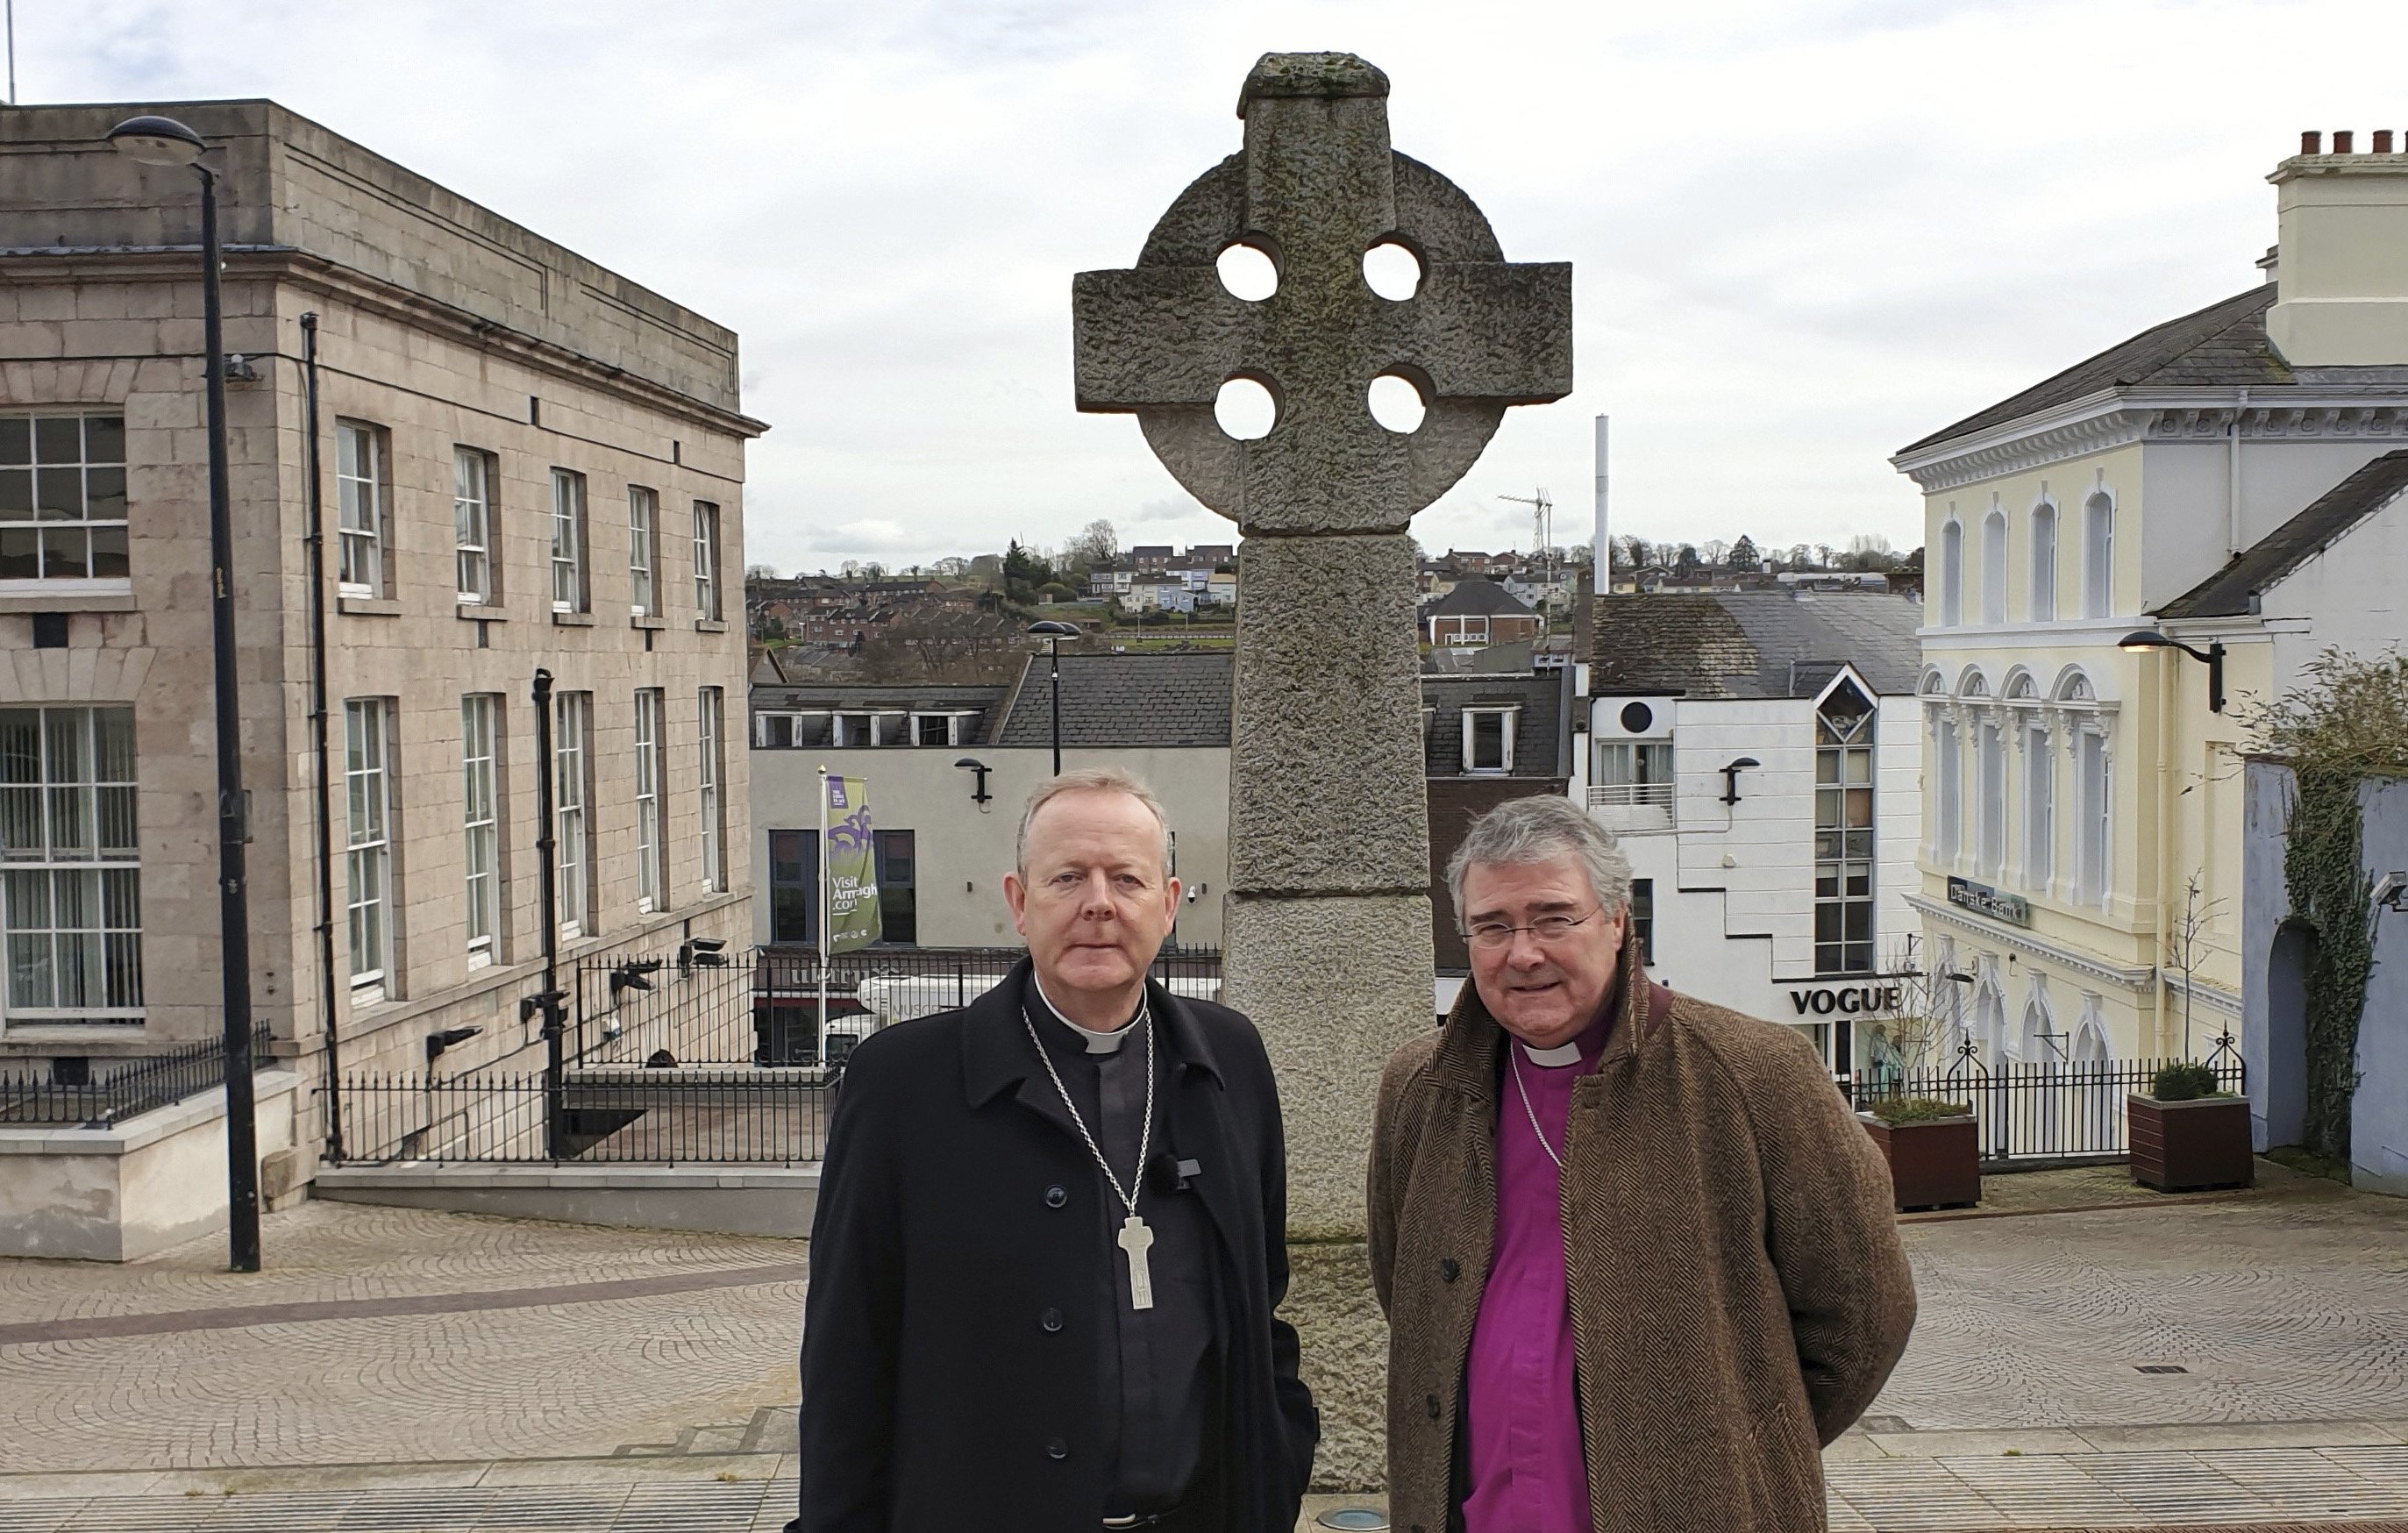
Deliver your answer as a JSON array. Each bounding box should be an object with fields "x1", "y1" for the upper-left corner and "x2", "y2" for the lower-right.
[
  {"x1": 1590, "y1": 591, "x2": 1923, "y2": 700},
  {"x1": 1427, "y1": 576, "x2": 1539, "y2": 618},
  {"x1": 2156, "y1": 448, "x2": 2408, "y2": 619},
  {"x1": 1421, "y1": 671, "x2": 1568, "y2": 777},
  {"x1": 994, "y1": 653, "x2": 1232, "y2": 747},
  {"x1": 1899, "y1": 285, "x2": 2290, "y2": 456}
]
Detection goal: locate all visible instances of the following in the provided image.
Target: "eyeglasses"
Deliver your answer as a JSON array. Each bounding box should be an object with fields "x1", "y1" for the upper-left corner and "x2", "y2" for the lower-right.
[{"x1": 1460, "y1": 907, "x2": 1606, "y2": 952}]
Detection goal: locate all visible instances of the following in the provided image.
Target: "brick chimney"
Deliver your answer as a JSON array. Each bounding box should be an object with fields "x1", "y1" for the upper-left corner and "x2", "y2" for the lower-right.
[{"x1": 2267, "y1": 129, "x2": 2408, "y2": 366}]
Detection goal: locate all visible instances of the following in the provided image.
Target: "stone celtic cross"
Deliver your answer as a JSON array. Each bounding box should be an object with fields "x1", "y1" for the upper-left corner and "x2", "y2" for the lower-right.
[
  {"x1": 1072, "y1": 52, "x2": 1571, "y2": 533},
  {"x1": 1070, "y1": 53, "x2": 1572, "y2": 1487}
]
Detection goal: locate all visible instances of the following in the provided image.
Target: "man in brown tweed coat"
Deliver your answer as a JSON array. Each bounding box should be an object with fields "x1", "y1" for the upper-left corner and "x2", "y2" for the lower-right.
[{"x1": 1369, "y1": 796, "x2": 1914, "y2": 1533}]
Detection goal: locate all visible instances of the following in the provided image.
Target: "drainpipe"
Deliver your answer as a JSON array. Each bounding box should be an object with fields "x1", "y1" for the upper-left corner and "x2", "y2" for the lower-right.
[
  {"x1": 300, "y1": 313, "x2": 343, "y2": 1159},
  {"x1": 530, "y1": 668, "x2": 566, "y2": 1159}
]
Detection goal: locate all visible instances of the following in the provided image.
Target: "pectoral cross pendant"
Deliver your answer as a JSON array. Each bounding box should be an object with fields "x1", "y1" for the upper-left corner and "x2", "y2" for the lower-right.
[{"x1": 1117, "y1": 1215, "x2": 1156, "y2": 1310}]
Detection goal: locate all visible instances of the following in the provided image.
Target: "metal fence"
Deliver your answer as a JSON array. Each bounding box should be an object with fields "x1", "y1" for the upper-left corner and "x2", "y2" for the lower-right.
[
  {"x1": 570, "y1": 944, "x2": 1222, "y2": 1068},
  {"x1": 331, "y1": 1068, "x2": 833, "y2": 1166},
  {"x1": 1846, "y1": 1049, "x2": 2246, "y2": 1166},
  {"x1": 0, "y1": 1027, "x2": 274, "y2": 1126}
]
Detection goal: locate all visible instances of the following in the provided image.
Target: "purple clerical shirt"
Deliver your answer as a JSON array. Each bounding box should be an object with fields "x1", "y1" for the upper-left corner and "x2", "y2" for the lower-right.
[{"x1": 1462, "y1": 1012, "x2": 1611, "y2": 1533}]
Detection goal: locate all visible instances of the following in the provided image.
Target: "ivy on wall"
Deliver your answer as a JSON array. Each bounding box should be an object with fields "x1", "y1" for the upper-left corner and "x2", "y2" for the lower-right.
[{"x1": 2248, "y1": 649, "x2": 2408, "y2": 1166}]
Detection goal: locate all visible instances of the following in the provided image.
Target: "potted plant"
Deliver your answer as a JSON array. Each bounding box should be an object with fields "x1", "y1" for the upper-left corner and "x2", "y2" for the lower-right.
[
  {"x1": 2129, "y1": 1061, "x2": 2254, "y2": 1192},
  {"x1": 1850, "y1": 937, "x2": 1983, "y2": 1212}
]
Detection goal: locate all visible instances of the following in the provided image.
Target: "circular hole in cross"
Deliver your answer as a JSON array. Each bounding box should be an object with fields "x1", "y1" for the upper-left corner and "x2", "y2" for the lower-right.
[
  {"x1": 1363, "y1": 240, "x2": 1422, "y2": 301},
  {"x1": 1214, "y1": 376, "x2": 1278, "y2": 440},
  {"x1": 1215, "y1": 242, "x2": 1278, "y2": 303},
  {"x1": 1367, "y1": 373, "x2": 1427, "y2": 434}
]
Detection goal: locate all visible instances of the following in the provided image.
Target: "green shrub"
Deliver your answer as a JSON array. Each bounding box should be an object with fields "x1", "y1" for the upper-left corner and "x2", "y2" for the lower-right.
[
  {"x1": 1866, "y1": 1096, "x2": 1971, "y2": 1126},
  {"x1": 2149, "y1": 1061, "x2": 2221, "y2": 1102}
]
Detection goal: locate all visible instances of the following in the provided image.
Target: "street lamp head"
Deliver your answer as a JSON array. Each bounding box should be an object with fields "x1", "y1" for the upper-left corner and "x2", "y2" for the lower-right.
[
  {"x1": 106, "y1": 115, "x2": 210, "y2": 168},
  {"x1": 1724, "y1": 756, "x2": 1762, "y2": 773},
  {"x1": 2117, "y1": 629, "x2": 2173, "y2": 652},
  {"x1": 1028, "y1": 619, "x2": 1079, "y2": 638}
]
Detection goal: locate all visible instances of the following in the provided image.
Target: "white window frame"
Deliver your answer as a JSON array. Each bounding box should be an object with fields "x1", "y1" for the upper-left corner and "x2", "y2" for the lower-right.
[
  {"x1": 2028, "y1": 501, "x2": 2057, "y2": 622},
  {"x1": 0, "y1": 413, "x2": 131, "y2": 590},
  {"x1": 555, "y1": 691, "x2": 592, "y2": 938},
  {"x1": 2076, "y1": 726, "x2": 2112, "y2": 907},
  {"x1": 634, "y1": 688, "x2": 667, "y2": 914},
  {"x1": 2023, "y1": 718, "x2": 2054, "y2": 895},
  {"x1": 551, "y1": 469, "x2": 588, "y2": 614},
  {"x1": 698, "y1": 688, "x2": 726, "y2": 895},
  {"x1": 337, "y1": 420, "x2": 386, "y2": 596},
  {"x1": 1981, "y1": 509, "x2": 2007, "y2": 626},
  {"x1": 629, "y1": 485, "x2": 659, "y2": 617},
  {"x1": 461, "y1": 694, "x2": 500, "y2": 966},
  {"x1": 908, "y1": 711, "x2": 970, "y2": 746},
  {"x1": 1934, "y1": 713, "x2": 1962, "y2": 867},
  {"x1": 344, "y1": 698, "x2": 396, "y2": 1001},
  {"x1": 1976, "y1": 713, "x2": 2005, "y2": 879},
  {"x1": 454, "y1": 447, "x2": 495, "y2": 605},
  {"x1": 1, "y1": 706, "x2": 143, "y2": 1026},
  {"x1": 2084, "y1": 492, "x2": 2114, "y2": 620},
  {"x1": 1939, "y1": 517, "x2": 1963, "y2": 627},
  {"x1": 1461, "y1": 706, "x2": 1518, "y2": 774},
  {"x1": 693, "y1": 502, "x2": 722, "y2": 621}
]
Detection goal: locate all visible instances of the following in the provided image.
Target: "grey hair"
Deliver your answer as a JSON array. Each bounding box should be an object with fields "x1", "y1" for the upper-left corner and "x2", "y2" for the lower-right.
[
  {"x1": 1446, "y1": 795, "x2": 1634, "y2": 923},
  {"x1": 1016, "y1": 766, "x2": 1174, "y2": 875}
]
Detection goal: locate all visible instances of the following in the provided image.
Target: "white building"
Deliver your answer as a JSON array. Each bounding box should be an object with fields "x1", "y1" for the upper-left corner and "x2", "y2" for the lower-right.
[{"x1": 1575, "y1": 591, "x2": 1925, "y2": 1071}]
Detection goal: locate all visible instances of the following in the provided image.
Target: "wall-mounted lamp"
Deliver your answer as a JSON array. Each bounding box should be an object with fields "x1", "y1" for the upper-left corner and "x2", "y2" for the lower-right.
[
  {"x1": 1720, "y1": 756, "x2": 1761, "y2": 806},
  {"x1": 2375, "y1": 872, "x2": 2408, "y2": 916},
  {"x1": 1185, "y1": 881, "x2": 1208, "y2": 903},
  {"x1": 426, "y1": 1025, "x2": 481, "y2": 1064},
  {"x1": 956, "y1": 755, "x2": 994, "y2": 807},
  {"x1": 2117, "y1": 629, "x2": 2226, "y2": 713},
  {"x1": 676, "y1": 938, "x2": 728, "y2": 971},
  {"x1": 609, "y1": 958, "x2": 663, "y2": 1005}
]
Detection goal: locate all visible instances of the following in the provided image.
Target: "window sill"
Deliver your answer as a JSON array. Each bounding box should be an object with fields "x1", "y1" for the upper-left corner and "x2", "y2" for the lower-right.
[
  {"x1": 0, "y1": 583, "x2": 137, "y2": 614},
  {"x1": 631, "y1": 613, "x2": 666, "y2": 631},
  {"x1": 339, "y1": 595, "x2": 403, "y2": 617},
  {"x1": 551, "y1": 610, "x2": 596, "y2": 628},
  {"x1": 457, "y1": 601, "x2": 506, "y2": 622},
  {"x1": 695, "y1": 618, "x2": 728, "y2": 633}
]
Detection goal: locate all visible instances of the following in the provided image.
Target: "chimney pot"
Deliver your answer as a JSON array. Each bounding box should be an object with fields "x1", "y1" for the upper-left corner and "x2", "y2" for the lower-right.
[
  {"x1": 2303, "y1": 130, "x2": 2323, "y2": 153},
  {"x1": 2335, "y1": 130, "x2": 2356, "y2": 153},
  {"x1": 2379, "y1": 130, "x2": 2398, "y2": 154}
]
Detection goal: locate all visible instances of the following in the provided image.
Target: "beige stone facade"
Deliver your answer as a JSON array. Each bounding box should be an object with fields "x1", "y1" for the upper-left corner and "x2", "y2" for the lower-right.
[{"x1": 0, "y1": 103, "x2": 759, "y2": 1133}]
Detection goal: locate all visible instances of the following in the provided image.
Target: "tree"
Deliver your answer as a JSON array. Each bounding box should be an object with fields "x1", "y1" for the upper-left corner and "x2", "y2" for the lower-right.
[
  {"x1": 1698, "y1": 538, "x2": 1730, "y2": 567},
  {"x1": 1066, "y1": 517, "x2": 1118, "y2": 566},
  {"x1": 1001, "y1": 539, "x2": 1051, "y2": 605},
  {"x1": 1673, "y1": 543, "x2": 1699, "y2": 574},
  {"x1": 745, "y1": 562, "x2": 780, "y2": 581},
  {"x1": 1728, "y1": 534, "x2": 1761, "y2": 573}
]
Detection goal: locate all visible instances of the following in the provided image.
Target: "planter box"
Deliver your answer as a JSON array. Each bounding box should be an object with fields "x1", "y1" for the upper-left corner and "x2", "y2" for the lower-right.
[
  {"x1": 2128, "y1": 1094, "x2": 2255, "y2": 1193},
  {"x1": 1858, "y1": 1114, "x2": 1979, "y2": 1212}
]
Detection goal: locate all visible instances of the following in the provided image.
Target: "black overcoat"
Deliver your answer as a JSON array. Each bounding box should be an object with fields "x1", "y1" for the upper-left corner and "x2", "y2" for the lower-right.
[{"x1": 793, "y1": 959, "x2": 1319, "y2": 1532}]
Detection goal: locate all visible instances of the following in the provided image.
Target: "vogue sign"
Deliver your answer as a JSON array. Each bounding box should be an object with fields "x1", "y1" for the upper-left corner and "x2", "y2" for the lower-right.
[{"x1": 1787, "y1": 983, "x2": 1903, "y2": 1018}]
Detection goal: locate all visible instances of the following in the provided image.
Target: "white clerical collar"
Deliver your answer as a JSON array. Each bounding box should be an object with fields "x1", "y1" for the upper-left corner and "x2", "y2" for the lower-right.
[
  {"x1": 1032, "y1": 972, "x2": 1141, "y2": 1055},
  {"x1": 1520, "y1": 1039, "x2": 1585, "y2": 1069}
]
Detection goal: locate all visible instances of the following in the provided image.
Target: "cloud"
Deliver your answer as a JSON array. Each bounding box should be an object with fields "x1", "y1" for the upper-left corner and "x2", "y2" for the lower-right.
[{"x1": 36, "y1": 0, "x2": 2408, "y2": 567}]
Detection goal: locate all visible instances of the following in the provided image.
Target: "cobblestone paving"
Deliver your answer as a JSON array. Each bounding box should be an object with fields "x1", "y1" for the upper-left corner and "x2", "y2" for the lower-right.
[{"x1": 2, "y1": 1183, "x2": 2405, "y2": 1529}]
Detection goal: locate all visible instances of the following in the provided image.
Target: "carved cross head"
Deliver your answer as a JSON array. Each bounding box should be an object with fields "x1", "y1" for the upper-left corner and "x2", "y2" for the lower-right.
[{"x1": 1072, "y1": 53, "x2": 1573, "y2": 535}]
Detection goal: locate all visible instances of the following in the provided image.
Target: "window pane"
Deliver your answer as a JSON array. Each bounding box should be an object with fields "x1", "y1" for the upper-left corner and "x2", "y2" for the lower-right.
[
  {"x1": 85, "y1": 417, "x2": 125, "y2": 464},
  {"x1": 0, "y1": 527, "x2": 32, "y2": 579},
  {"x1": 0, "y1": 420, "x2": 26, "y2": 465},
  {"x1": 84, "y1": 466, "x2": 126, "y2": 521},
  {"x1": 32, "y1": 418, "x2": 78, "y2": 463},
  {"x1": 0, "y1": 469, "x2": 29, "y2": 520}
]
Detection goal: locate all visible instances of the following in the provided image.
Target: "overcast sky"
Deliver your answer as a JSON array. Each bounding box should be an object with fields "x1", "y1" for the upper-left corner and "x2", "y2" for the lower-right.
[{"x1": 29, "y1": 0, "x2": 2408, "y2": 572}]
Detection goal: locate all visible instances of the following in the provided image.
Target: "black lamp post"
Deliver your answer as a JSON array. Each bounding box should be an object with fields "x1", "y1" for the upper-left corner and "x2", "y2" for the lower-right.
[
  {"x1": 108, "y1": 114, "x2": 261, "y2": 1273},
  {"x1": 1029, "y1": 620, "x2": 1079, "y2": 775},
  {"x1": 1719, "y1": 756, "x2": 1761, "y2": 806},
  {"x1": 2118, "y1": 629, "x2": 2226, "y2": 713}
]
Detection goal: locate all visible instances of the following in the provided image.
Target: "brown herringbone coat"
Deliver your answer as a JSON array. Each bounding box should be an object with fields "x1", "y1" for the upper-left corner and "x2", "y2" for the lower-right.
[{"x1": 1367, "y1": 935, "x2": 1916, "y2": 1533}]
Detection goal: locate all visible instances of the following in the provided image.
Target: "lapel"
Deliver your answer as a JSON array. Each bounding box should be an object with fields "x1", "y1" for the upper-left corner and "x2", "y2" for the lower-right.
[
  {"x1": 958, "y1": 956, "x2": 1079, "y2": 1140},
  {"x1": 1154, "y1": 980, "x2": 1245, "y2": 1262}
]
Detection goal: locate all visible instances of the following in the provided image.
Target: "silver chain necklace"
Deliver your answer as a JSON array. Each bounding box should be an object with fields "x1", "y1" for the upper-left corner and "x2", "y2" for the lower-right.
[
  {"x1": 1509, "y1": 1045, "x2": 1567, "y2": 1173},
  {"x1": 1022, "y1": 993, "x2": 1159, "y2": 1309}
]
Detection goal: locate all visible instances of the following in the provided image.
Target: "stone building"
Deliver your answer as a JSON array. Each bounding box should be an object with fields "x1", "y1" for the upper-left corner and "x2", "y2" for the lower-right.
[
  {"x1": 0, "y1": 100, "x2": 759, "y2": 1253},
  {"x1": 1893, "y1": 130, "x2": 2408, "y2": 1069}
]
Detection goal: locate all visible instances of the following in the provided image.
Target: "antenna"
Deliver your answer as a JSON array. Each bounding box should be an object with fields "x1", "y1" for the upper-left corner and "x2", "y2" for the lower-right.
[{"x1": 5, "y1": 0, "x2": 15, "y2": 106}]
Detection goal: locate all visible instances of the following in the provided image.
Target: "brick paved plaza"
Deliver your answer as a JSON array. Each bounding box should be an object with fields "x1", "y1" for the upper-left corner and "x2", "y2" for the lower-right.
[{"x1": 0, "y1": 1176, "x2": 2404, "y2": 1530}]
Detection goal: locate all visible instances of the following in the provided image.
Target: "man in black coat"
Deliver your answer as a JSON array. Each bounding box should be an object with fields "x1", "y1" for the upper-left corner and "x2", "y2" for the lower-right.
[{"x1": 791, "y1": 767, "x2": 1318, "y2": 1532}]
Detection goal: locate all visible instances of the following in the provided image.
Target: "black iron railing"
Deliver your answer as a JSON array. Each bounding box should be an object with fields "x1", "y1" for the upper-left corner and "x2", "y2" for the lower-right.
[
  {"x1": 0, "y1": 1026, "x2": 274, "y2": 1127},
  {"x1": 1847, "y1": 1047, "x2": 2245, "y2": 1166},
  {"x1": 329, "y1": 1068, "x2": 832, "y2": 1166}
]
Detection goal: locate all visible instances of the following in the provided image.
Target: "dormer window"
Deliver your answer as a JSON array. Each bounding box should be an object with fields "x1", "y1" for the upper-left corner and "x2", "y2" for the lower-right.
[{"x1": 1463, "y1": 706, "x2": 1518, "y2": 773}]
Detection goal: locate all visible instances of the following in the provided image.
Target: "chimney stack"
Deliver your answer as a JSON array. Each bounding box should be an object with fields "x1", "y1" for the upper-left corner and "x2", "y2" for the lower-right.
[
  {"x1": 2302, "y1": 131, "x2": 2322, "y2": 154},
  {"x1": 2266, "y1": 130, "x2": 2408, "y2": 367}
]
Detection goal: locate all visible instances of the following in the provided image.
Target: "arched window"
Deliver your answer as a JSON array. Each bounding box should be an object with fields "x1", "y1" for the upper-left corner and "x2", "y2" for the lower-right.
[
  {"x1": 2083, "y1": 492, "x2": 2113, "y2": 619},
  {"x1": 1814, "y1": 678, "x2": 1877, "y2": 974},
  {"x1": 1977, "y1": 709, "x2": 2005, "y2": 878},
  {"x1": 1982, "y1": 508, "x2": 2007, "y2": 625},
  {"x1": 1940, "y1": 517, "x2": 1963, "y2": 626},
  {"x1": 2029, "y1": 501, "x2": 2057, "y2": 621},
  {"x1": 1934, "y1": 708, "x2": 1962, "y2": 867}
]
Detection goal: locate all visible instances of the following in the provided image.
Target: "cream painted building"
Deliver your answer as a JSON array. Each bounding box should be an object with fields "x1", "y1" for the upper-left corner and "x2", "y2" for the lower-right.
[
  {"x1": 0, "y1": 101, "x2": 759, "y2": 1251},
  {"x1": 1892, "y1": 132, "x2": 2408, "y2": 1069}
]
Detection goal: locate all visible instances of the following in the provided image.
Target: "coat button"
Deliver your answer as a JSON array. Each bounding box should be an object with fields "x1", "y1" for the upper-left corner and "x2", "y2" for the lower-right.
[
  {"x1": 1044, "y1": 1185, "x2": 1068, "y2": 1209},
  {"x1": 1426, "y1": 1393, "x2": 1442, "y2": 1420},
  {"x1": 1041, "y1": 1308, "x2": 1064, "y2": 1333},
  {"x1": 1045, "y1": 1437, "x2": 1069, "y2": 1460},
  {"x1": 1439, "y1": 1258, "x2": 1460, "y2": 1282}
]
